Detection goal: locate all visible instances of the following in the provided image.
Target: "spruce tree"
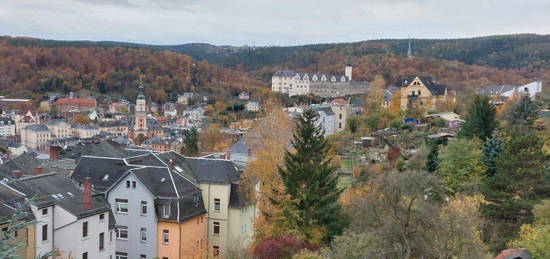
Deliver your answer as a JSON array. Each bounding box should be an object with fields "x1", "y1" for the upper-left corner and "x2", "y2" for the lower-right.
[
  {"x1": 505, "y1": 95, "x2": 540, "y2": 128},
  {"x1": 183, "y1": 127, "x2": 199, "y2": 156},
  {"x1": 482, "y1": 133, "x2": 503, "y2": 176},
  {"x1": 425, "y1": 139, "x2": 440, "y2": 173},
  {"x1": 481, "y1": 134, "x2": 550, "y2": 252},
  {"x1": 459, "y1": 95, "x2": 498, "y2": 140},
  {"x1": 278, "y1": 109, "x2": 348, "y2": 244}
]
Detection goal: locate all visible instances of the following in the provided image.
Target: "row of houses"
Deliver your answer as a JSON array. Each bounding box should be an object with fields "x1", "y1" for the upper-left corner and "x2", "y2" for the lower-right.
[{"x1": 0, "y1": 141, "x2": 256, "y2": 259}]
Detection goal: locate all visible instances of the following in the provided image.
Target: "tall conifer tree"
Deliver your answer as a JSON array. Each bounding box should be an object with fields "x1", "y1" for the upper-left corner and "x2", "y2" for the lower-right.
[
  {"x1": 277, "y1": 109, "x2": 347, "y2": 245},
  {"x1": 459, "y1": 95, "x2": 498, "y2": 140},
  {"x1": 481, "y1": 134, "x2": 550, "y2": 251}
]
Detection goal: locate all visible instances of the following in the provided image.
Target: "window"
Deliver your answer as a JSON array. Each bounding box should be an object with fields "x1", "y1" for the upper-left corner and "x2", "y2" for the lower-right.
[
  {"x1": 140, "y1": 228, "x2": 147, "y2": 243},
  {"x1": 213, "y1": 198, "x2": 220, "y2": 212},
  {"x1": 338, "y1": 122, "x2": 342, "y2": 129},
  {"x1": 99, "y1": 213, "x2": 105, "y2": 221},
  {"x1": 163, "y1": 230, "x2": 169, "y2": 245},
  {"x1": 162, "y1": 257, "x2": 168, "y2": 259},
  {"x1": 140, "y1": 255, "x2": 146, "y2": 259},
  {"x1": 213, "y1": 246, "x2": 220, "y2": 257},
  {"x1": 99, "y1": 232, "x2": 104, "y2": 250},
  {"x1": 163, "y1": 204, "x2": 170, "y2": 218},
  {"x1": 116, "y1": 226, "x2": 128, "y2": 240},
  {"x1": 339, "y1": 114, "x2": 342, "y2": 119},
  {"x1": 110, "y1": 231, "x2": 113, "y2": 242},
  {"x1": 116, "y1": 252, "x2": 128, "y2": 259},
  {"x1": 126, "y1": 181, "x2": 130, "y2": 188},
  {"x1": 83, "y1": 252, "x2": 88, "y2": 259},
  {"x1": 42, "y1": 224, "x2": 48, "y2": 241},
  {"x1": 132, "y1": 181, "x2": 136, "y2": 189},
  {"x1": 82, "y1": 222, "x2": 88, "y2": 238},
  {"x1": 213, "y1": 222, "x2": 220, "y2": 235},
  {"x1": 115, "y1": 199, "x2": 128, "y2": 214},
  {"x1": 42, "y1": 208, "x2": 48, "y2": 216},
  {"x1": 141, "y1": 201, "x2": 147, "y2": 215}
]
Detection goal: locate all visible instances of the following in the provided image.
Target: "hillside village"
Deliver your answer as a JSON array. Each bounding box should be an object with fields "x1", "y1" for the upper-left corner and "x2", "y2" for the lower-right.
[{"x1": 1, "y1": 33, "x2": 550, "y2": 259}]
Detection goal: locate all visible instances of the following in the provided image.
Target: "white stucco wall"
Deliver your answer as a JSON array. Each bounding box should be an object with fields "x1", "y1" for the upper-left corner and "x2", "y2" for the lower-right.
[{"x1": 107, "y1": 173, "x2": 158, "y2": 259}]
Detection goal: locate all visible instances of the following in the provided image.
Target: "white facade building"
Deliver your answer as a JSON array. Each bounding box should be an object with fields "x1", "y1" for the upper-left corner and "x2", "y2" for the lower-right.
[
  {"x1": 0, "y1": 117, "x2": 16, "y2": 136},
  {"x1": 5, "y1": 174, "x2": 115, "y2": 259}
]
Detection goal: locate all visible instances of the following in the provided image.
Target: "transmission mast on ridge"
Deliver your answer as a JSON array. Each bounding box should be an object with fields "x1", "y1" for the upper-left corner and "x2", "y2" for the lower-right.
[{"x1": 407, "y1": 38, "x2": 413, "y2": 58}]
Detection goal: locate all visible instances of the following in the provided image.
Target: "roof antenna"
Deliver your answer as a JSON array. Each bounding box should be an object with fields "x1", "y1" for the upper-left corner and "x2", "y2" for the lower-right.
[{"x1": 407, "y1": 38, "x2": 413, "y2": 59}]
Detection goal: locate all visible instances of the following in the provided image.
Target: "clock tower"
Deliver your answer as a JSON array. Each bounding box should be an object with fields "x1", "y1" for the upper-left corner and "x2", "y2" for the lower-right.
[{"x1": 135, "y1": 80, "x2": 148, "y2": 134}]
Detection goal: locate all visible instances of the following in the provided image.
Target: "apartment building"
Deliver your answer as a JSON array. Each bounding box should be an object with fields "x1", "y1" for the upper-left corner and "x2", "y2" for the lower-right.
[{"x1": 4, "y1": 173, "x2": 115, "y2": 259}]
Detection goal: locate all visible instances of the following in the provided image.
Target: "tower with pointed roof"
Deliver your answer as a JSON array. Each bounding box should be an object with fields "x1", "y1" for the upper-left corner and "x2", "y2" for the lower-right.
[
  {"x1": 345, "y1": 58, "x2": 353, "y2": 81},
  {"x1": 135, "y1": 79, "x2": 148, "y2": 134}
]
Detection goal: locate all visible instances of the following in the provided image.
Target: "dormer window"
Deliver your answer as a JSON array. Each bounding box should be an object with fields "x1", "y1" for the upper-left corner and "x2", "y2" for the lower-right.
[{"x1": 163, "y1": 204, "x2": 171, "y2": 218}]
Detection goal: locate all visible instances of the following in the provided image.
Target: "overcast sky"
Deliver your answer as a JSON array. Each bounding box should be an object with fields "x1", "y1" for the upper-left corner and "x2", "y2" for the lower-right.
[{"x1": 1, "y1": 0, "x2": 550, "y2": 46}]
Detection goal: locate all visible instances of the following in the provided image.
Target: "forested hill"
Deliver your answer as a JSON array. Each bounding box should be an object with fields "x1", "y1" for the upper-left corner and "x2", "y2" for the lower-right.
[
  {"x1": 5, "y1": 34, "x2": 550, "y2": 72},
  {"x1": 0, "y1": 37, "x2": 263, "y2": 101}
]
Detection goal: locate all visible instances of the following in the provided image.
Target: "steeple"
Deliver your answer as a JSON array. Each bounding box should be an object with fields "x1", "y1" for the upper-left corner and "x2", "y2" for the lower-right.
[{"x1": 137, "y1": 77, "x2": 145, "y2": 100}]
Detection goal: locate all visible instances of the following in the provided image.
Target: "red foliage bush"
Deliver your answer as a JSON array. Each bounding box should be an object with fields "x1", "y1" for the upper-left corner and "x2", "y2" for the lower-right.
[{"x1": 253, "y1": 236, "x2": 317, "y2": 259}]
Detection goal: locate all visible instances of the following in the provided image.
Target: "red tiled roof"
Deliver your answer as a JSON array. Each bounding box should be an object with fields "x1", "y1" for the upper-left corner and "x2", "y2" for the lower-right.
[
  {"x1": 331, "y1": 98, "x2": 347, "y2": 105},
  {"x1": 56, "y1": 98, "x2": 97, "y2": 106}
]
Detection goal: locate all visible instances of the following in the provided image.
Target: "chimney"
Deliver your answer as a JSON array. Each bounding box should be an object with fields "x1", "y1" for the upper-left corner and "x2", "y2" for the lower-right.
[
  {"x1": 83, "y1": 177, "x2": 93, "y2": 210},
  {"x1": 225, "y1": 150, "x2": 231, "y2": 160},
  {"x1": 34, "y1": 167, "x2": 43, "y2": 175},
  {"x1": 168, "y1": 159, "x2": 174, "y2": 169},
  {"x1": 49, "y1": 145, "x2": 61, "y2": 160},
  {"x1": 12, "y1": 170, "x2": 22, "y2": 179}
]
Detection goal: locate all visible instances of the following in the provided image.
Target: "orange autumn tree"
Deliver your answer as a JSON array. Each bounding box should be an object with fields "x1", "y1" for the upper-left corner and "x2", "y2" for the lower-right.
[{"x1": 240, "y1": 99, "x2": 296, "y2": 243}]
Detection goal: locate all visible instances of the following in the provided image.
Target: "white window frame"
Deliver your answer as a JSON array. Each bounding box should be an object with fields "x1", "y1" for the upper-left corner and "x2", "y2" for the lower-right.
[
  {"x1": 116, "y1": 226, "x2": 128, "y2": 240},
  {"x1": 115, "y1": 199, "x2": 128, "y2": 214},
  {"x1": 213, "y1": 198, "x2": 220, "y2": 212}
]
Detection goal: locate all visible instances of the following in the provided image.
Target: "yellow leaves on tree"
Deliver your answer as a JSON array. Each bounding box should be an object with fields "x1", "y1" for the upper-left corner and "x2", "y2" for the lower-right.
[
  {"x1": 365, "y1": 74, "x2": 386, "y2": 113},
  {"x1": 240, "y1": 99, "x2": 294, "y2": 243},
  {"x1": 73, "y1": 114, "x2": 91, "y2": 125}
]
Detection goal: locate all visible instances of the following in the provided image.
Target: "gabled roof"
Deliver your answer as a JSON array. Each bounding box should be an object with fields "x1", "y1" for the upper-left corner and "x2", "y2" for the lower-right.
[
  {"x1": 184, "y1": 157, "x2": 240, "y2": 184},
  {"x1": 61, "y1": 140, "x2": 126, "y2": 160},
  {"x1": 399, "y1": 76, "x2": 447, "y2": 96},
  {"x1": 0, "y1": 183, "x2": 33, "y2": 225},
  {"x1": 7, "y1": 173, "x2": 111, "y2": 219},
  {"x1": 71, "y1": 156, "x2": 138, "y2": 192}
]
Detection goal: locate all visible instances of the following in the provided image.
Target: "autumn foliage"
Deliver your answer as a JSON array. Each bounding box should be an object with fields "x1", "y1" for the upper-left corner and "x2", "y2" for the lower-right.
[
  {"x1": 0, "y1": 37, "x2": 263, "y2": 102},
  {"x1": 253, "y1": 236, "x2": 316, "y2": 259}
]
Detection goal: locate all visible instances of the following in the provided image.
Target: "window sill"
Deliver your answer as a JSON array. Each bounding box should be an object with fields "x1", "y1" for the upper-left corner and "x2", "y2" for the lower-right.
[{"x1": 116, "y1": 238, "x2": 128, "y2": 241}]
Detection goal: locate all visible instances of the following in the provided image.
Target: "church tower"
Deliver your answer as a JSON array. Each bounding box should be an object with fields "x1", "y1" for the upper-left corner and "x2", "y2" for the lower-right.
[
  {"x1": 344, "y1": 58, "x2": 353, "y2": 81},
  {"x1": 135, "y1": 80, "x2": 148, "y2": 133}
]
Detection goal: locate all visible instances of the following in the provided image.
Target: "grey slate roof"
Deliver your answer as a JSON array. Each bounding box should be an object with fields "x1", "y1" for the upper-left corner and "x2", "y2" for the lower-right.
[
  {"x1": 399, "y1": 76, "x2": 447, "y2": 96},
  {"x1": 313, "y1": 106, "x2": 335, "y2": 116},
  {"x1": 0, "y1": 153, "x2": 54, "y2": 179},
  {"x1": 0, "y1": 183, "x2": 32, "y2": 225},
  {"x1": 476, "y1": 85, "x2": 515, "y2": 96},
  {"x1": 61, "y1": 140, "x2": 126, "y2": 160},
  {"x1": 71, "y1": 156, "x2": 138, "y2": 192},
  {"x1": 0, "y1": 117, "x2": 15, "y2": 125},
  {"x1": 230, "y1": 137, "x2": 248, "y2": 155},
  {"x1": 24, "y1": 124, "x2": 49, "y2": 132},
  {"x1": 184, "y1": 158, "x2": 240, "y2": 184},
  {"x1": 7, "y1": 173, "x2": 113, "y2": 220}
]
